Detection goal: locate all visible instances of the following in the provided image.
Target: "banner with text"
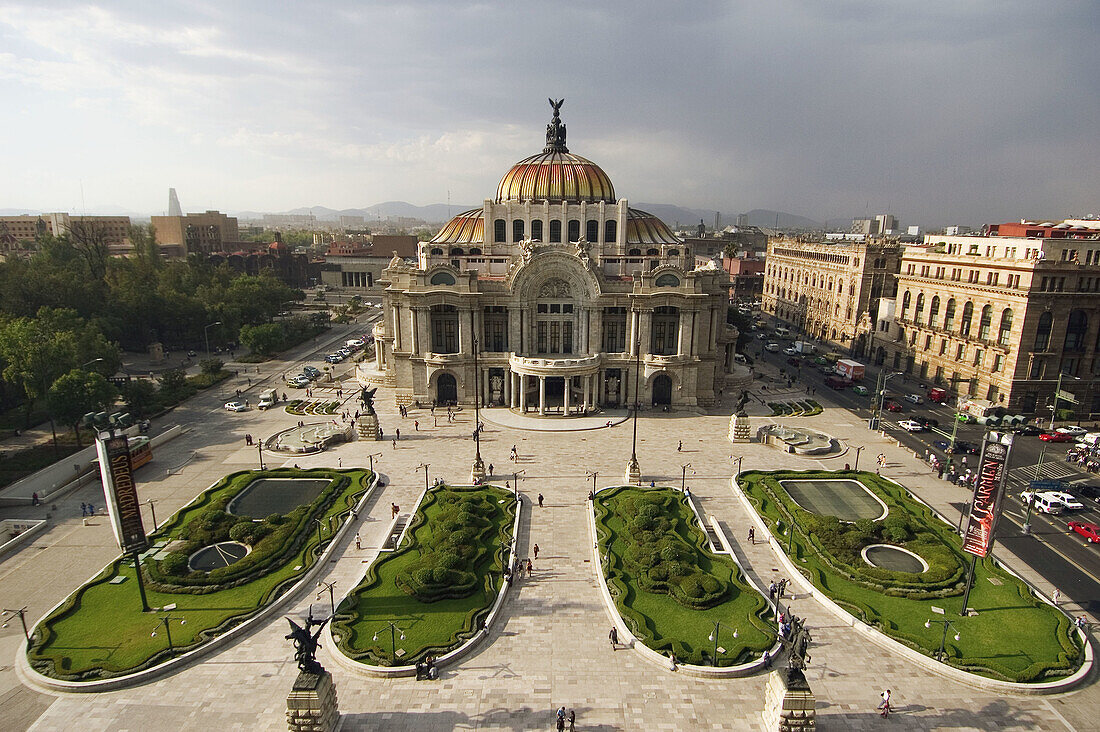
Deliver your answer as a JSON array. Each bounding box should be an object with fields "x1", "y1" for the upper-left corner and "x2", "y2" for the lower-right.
[
  {"x1": 95, "y1": 433, "x2": 148, "y2": 554},
  {"x1": 961, "y1": 435, "x2": 1012, "y2": 557}
]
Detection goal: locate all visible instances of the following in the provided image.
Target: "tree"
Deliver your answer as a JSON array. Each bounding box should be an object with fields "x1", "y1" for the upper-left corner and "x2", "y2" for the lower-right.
[
  {"x1": 67, "y1": 218, "x2": 112, "y2": 283},
  {"x1": 46, "y1": 369, "x2": 117, "y2": 446},
  {"x1": 199, "y1": 358, "x2": 224, "y2": 375},
  {"x1": 118, "y1": 378, "x2": 158, "y2": 418},
  {"x1": 129, "y1": 223, "x2": 163, "y2": 270},
  {"x1": 0, "y1": 314, "x2": 79, "y2": 429},
  {"x1": 239, "y1": 323, "x2": 285, "y2": 356}
]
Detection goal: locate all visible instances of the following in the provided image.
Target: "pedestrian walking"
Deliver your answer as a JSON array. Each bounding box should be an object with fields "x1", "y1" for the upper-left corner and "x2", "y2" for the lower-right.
[
  {"x1": 568, "y1": 709, "x2": 575, "y2": 731},
  {"x1": 526, "y1": 558, "x2": 533, "y2": 574},
  {"x1": 748, "y1": 526, "x2": 755, "y2": 544},
  {"x1": 392, "y1": 503, "x2": 400, "y2": 519},
  {"x1": 677, "y1": 440, "x2": 683, "y2": 452},
  {"x1": 556, "y1": 708, "x2": 565, "y2": 732},
  {"x1": 338, "y1": 457, "x2": 342, "y2": 468},
  {"x1": 355, "y1": 533, "x2": 361, "y2": 550},
  {"x1": 878, "y1": 689, "x2": 891, "y2": 717},
  {"x1": 80, "y1": 502, "x2": 87, "y2": 517},
  {"x1": 31, "y1": 491, "x2": 40, "y2": 506},
  {"x1": 609, "y1": 626, "x2": 619, "y2": 648},
  {"x1": 396, "y1": 428, "x2": 400, "y2": 440},
  {"x1": 392, "y1": 439, "x2": 397, "y2": 449},
  {"x1": 414, "y1": 420, "x2": 419, "y2": 431},
  {"x1": 768, "y1": 581, "x2": 777, "y2": 601},
  {"x1": 533, "y1": 543, "x2": 540, "y2": 559},
  {"x1": 488, "y1": 463, "x2": 494, "y2": 475},
  {"x1": 1053, "y1": 588, "x2": 1061, "y2": 604},
  {"x1": 538, "y1": 493, "x2": 544, "y2": 508}
]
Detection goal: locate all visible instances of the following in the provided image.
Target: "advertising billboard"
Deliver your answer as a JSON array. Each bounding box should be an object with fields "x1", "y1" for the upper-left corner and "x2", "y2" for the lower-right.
[
  {"x1": 95, "y1": 432, "x2": 148, "y2": 554},
  {"x1": 961, "y1": 433, "x2": 1013, "y2": 557}
]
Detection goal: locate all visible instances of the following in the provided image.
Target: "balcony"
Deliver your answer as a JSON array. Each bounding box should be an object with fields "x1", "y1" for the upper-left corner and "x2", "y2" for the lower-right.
[{"x1": 509, "y1": 352, "x2": 602, "y2": 376}]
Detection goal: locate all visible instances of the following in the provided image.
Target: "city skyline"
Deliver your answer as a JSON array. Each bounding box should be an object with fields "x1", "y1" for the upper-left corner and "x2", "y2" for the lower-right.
[{"x1": 1, "y1": 1, "x2": 1097, "y2": 227}]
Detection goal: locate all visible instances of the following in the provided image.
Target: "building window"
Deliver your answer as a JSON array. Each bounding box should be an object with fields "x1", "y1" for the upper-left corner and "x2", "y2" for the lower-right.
[
  {"x1": 901, "y1": 291, "x2": 911, "y2": 319},
  {"x1": 973, "y1": 348, "x2": 983, "y2": 367},
  {"x1": 956, "y1": 343, "x2": 965, "y2": 360},
  {"x1": 531, "y1": 219, "x2": 543, "y2": 241},
  {"x1": 430, "y1": 305, "x2": 458, "y2": 353},
  {"x1": 987, "y1": 384, "x2": 999, "y2": 402},
  {"x1": 449, "y1": 247, "x2": 464, "y2": 256},
  {"x1": 1034, "y1": 311, "x2": 1053, "y2": 350},
  {"x1": 978, "y1": 305, "x2": 992, "y2": 340},
  {"x1": 602, "y1": 307, "x2": 628, "y2": 352},
  {"x1": 605, "y1": 219, "x2": 617, "y2": 244},
  {"x1": 513, "y1": 219, "x2": 525, "y2": 242},
  {"x1": 944, "y1": 299, "x2": 956, "y2": 330},
  {"x1": 483, "y1": 306, "x2": 508, "y2": 352},
  {"x1": 939, "y1": 339, "x2": 947, "y2": 356},
  {"x1": 1030, "y1": 358, "x2": 1043, "y2": 379},
  {"x1": 960, "y1": 301, "x2": 974, "y2": 336},
  {"x1": 935, "y1": 365, "x2": 944, "y2": 383},
  {"x1": 924, "y1": 334, "x2": 932, "y2": 350},
  {"x1": 651, "y1": 306, "x2": 680, "y2": 355},
  {"x1": 997, "y1": 309, "x2": 1013, "y2": 346},
  {"x1": 568, "y1": 219, "x2": 580, "y2": 242},
  {"x1": 929, "y1": 296, "x2": 940, "y2": 328},
  {"x1": 494, "y1": 219, "x2": 506, "y2": 243},
  {"x1": 992, "y1": 353, "x2": 1003, "y2": 372},
  {"x1": 1064, "y1": 309, "x2": 1088, "y2": 351},
  {"x1": 549, "y1": 220, "x2": 562, "y2": 242},
  {"x1": 586, "y1": 219, "x2": 598, "y2": 242},
  {"x1": 915, "y1": 294, "x2": 925, "y2": 325}
]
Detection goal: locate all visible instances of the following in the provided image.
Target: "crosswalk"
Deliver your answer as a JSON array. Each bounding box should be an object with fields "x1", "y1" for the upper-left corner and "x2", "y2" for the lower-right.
[{"x1": 1007, "y1": 460, "x2": 1087, "y2": 486}]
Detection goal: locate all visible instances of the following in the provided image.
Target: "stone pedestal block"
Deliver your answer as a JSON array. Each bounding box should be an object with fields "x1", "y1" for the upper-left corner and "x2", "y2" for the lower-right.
[
  {"x1": 761, "y1": 668, "x2": 816, "y2": 732},
  {"x1": 357, "y1": 413, "x2": 380, "y2": 441},
  {"x1": 470, "y1": 455, "x2": 486, "y2": 483},
  {"x1": 728, "y1": 413, "x2": 753, "y2": 443},
  {"x1": 624, "y1": 455, "x2": 641, "y2": 485},
  {"x1": 286, "y1": 670, "x2": 340, "y2": 732}
]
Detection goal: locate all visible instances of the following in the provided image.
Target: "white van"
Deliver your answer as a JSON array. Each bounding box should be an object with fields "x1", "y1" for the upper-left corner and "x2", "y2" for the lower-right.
[
  {"x1": 1031, "y1": 493, "x2": 1064, "y2": 515},
  {"x1": 257, "y1": 389, "x2": 277, "y2": 410},
  {"x1": 774, "y1": 326, "x2": 792, "y2": 339}
]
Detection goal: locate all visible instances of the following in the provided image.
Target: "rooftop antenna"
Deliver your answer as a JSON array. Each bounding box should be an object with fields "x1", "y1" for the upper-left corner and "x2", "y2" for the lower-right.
[{"x1": 447, "y1": 189, "x2": 451, "y2": 218}]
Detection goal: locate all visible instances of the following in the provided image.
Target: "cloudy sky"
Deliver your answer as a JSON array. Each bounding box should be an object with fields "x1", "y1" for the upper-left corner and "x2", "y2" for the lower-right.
[{"x1": 1, "y1": 1, "x2": 1096, "y2": 227}]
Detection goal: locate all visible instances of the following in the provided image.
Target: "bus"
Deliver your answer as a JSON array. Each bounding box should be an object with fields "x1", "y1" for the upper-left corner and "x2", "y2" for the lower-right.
[{"x1": 128, "y1": 436, "x2": 153, "y2": 470}]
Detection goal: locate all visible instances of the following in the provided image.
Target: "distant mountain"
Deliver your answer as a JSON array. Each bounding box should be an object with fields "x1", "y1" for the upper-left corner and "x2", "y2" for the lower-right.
[
  {"x1": 633, "y1": 204, "x2": 821, "y2": 231},
  {"x1": 741, "y1": 209, "x2": 822, "y2": 230},
  {"x1": 236, "y1": 202, "x2": 477, "y2": 224}
]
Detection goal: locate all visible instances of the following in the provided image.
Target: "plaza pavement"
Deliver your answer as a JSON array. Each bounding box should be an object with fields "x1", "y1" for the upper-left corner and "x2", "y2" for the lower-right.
[{"x1": 1, "y1": 347, "x2": 1098, "y2": 730}]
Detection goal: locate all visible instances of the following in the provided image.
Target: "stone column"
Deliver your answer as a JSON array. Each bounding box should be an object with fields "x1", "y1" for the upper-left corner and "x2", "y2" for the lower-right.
[
  {"x1": 639, "y1": 309, "x2": 652, "y2": 356},
  {"x1": 539, "y1": 376, "x2": 546, "y2": 415},
  {"x1": 519, "y1": 374, "x2": 527, "y2": 412},
  {"x1": 375, "y1": 341, "x2": 384, "y2": 370},
  {"x1": 419, "y1": 308, "x2": 432, "y2": 355},
  {"x1": 629, "y1": 310, "x2": 638, "y2": 356},
  {"x1": 506, "y1": 369, "x2": 513, "y2": 407},
  {"x1": 410, "y1": 308, "x2": 419, "y2": 356},
  {"x1": 393, "y1": 305, "x2": 402, "y2": 351},
  {"x1": 677, "y1": 311, "x2": 690, "y2": 356},
  {"x1": 286, "y1": 670, "x2": 339, "y2": 732},
  {"x1": 564, "y1": 375, "x2": 571, "y2": 415}
]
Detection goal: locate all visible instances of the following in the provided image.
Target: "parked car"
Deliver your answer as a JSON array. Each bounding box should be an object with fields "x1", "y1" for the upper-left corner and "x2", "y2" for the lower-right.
[
  {"x1": 852, "y1": 385, "x2": 869, "y2": 396},
  {"x1": 1039, "y1": 431, "x2": 1076, "y2": 442},
  {"x1": 1055, "y1": 425, "x2": 1088, "y2": 436},
  {"x1": 1075, "y1": 485, "x2": 1100, "y2": 503},
  {"x1": 1012, "y1": 424, "x2": 1042, "y2": 436},
  {"x1": 303, "y1": 366, "x2": 322, "y2": 380},
  {"x1": 325, "y1": 353, "x2": 342, "y2": 363},
  {"x1": 913, "y1": 415, "x2": 939, "y2": 429},
  {"x1": 933, "y1": 440, "x2": 979, "y2": 454},
  {"x1": 1068, "y1": 521, "x2": 1100, "y2": 543},
  {"x1": 903, "y1": 394, "x2": 923, "y2": 405},
  {"x1": 765, "y1": 342, "x2": 780, "y2": 352},
  {"x1": 223, "y1": 400, "x2": 248, "y2": 412},
  {"x1": 898, "y1": 419, "x2": 925, "y2": 432},
  {"x1": 1019, "y1": 491, "x2": 1064, "y2": 514},
  {"x1": 884, "y1": 401, "x2": 903, "y2": 413},
  {"x1": 287, "y1": 374, "x2": 310, "y2": 387},
  {"x1": 783, "y1": 346, "x2": 799, "y2": 356}
]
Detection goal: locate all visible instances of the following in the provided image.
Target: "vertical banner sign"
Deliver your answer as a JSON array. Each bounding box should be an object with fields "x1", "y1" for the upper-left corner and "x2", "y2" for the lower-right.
[
  {"x1": 961, "y1": 435, "x2": 1012, "y2": 557},
  {"x1": 95, "y1": 433, "x2": 148, "y2": 553}
]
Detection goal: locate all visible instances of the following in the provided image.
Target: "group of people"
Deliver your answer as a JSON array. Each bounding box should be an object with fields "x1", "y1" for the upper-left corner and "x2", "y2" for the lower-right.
[
  {"x1": 554, "y1": 706, "x2": 576, "y2": 731},
  {"x1": 767, "y1": 578, "x2": 789, "y2": 601},
  {"x1": 1065, "y1": 448, "x2": 1100, "y2": 473}
]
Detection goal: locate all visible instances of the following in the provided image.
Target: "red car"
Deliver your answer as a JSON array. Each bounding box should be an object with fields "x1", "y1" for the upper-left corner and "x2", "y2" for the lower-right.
[
  {"x1": 1068, "y1": 521, "x2": 1100, "y2": 543},
  {"x1": 1039, "y1": 431, "x2": 1076, "y2": 442},
  {"x1": 884, "y1": 400, "x2": 903, "y2": 413}
]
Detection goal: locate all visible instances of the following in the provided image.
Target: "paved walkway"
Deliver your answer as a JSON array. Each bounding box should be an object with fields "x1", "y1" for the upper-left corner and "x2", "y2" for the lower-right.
[{"x1": 1, "y1": 358, "x2": 1098, "y2": 730}]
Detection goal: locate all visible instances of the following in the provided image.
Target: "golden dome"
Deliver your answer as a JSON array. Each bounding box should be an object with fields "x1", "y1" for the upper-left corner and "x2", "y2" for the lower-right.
[
  {"x1": 496, "y1": 151, "x2": 616, "y2": 204},
  {"x1": 626, "y1": 208, "x2": 680, "y2": 246},
  {"x1": 429, "y1": 208, "x2": 484, "y2": 244}
]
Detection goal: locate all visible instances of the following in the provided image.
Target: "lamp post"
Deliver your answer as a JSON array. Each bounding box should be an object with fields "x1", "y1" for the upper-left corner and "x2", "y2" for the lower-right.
[
  {"x1": 785, "y1": 513, "x2": 800, "y2": 555},
  {"x1": 585, "y1": 470, "x2": 598, "y2": 499},
  {"x1": 708, "y1": 620, "x2": 738, "y2": 667},
  {"x1": 875, "y1": 371, "x2": 904, "y2": 423},
  {"x1": 257, "y1": 442, "x2": 266, "y2": 470},
  {"x1": 2, "y1": 606, "x2": 29, "y2": 642},
  {"x1": 317, "y1": 580, "x2": 337, "y2": 617},
  {"x1": 626, "y1": 337, "x2": 642, "y2": 483},
  {"x1": 82, "y1": 357, "x2": 106, "y2": 371},
  {"x1": 367, "y1": 451, "x2": 382, "y2": 476},
  {"x1": 373, "y1": 621, "x2": 405, "y2": 663},
  {"x1": 681, "y1": 463, "x2": 693, "y2": 494},
  {"x1": 1049, "y1": 372, "x2": 1081, "y2": 430},
  {"x1": 730, "y1": 455, "x2": 743, "y2": 480},
  {"x1": 415, "y1": 463, "x2": 430, "y2": 493},
  {"x1": 151, "y1": 614, "x2": 187, "y2": 652},
  {"x1": 471, "y1": 338, "x2": 485, "y2": 482},
  {"x1": 1023, "y1": 446, "x2": 1046, "y2": 535},
  {"x1": 204, "y1": 321, "x2": 222, "y2": 356},
  {"x1": 146, "y1": 499, "x2": 159, "y2": 532},
  {"x1": 924, "y1": 618, "x2": 961, "y2": 662},
  {"x1": 313, "y1": 518, "x2": 325, "y2": 554},
  {"x1": 853, "y1": 445, "x2": 864, "y2": 472},
  {"x1": 513, "y1": 469, "x2": 525, "y2": 498}
]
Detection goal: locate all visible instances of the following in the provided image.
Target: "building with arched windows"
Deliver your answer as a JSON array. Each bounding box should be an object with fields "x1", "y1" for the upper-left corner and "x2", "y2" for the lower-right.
[
  {"x1": 362, "y1": 102, "x2": 735, "y2": 414},
  {"x1": 882, "y1": 224, "x2": 1100, "y2": 418}
]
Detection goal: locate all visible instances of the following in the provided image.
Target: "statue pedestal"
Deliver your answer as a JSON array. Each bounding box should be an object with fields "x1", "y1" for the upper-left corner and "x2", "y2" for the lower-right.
[
  {"x1": 357, "y1": 412, "x2": 380, "y2": 441},
  {"x1": 625, "y1": 455, "x2": 641, "y2": 485},
  {"x1": 761, "y1": 668, "x2": 816, "y2": 731},
  {"x1": 286, "y1": 670, "x2": 339, "y2": 732},
  {"x1": 728, "y1": 413, "x2": 753, "y2": 443},
  {"x1": 470, "y1": 455, "x2": 486, "y2": 483}
]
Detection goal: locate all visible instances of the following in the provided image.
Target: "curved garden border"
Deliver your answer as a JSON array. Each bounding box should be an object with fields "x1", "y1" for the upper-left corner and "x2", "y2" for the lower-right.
[
  {"x1": 779, "y1": 476, "x2": 889, "y2": 522},
  {"x1": 731, "y1": 475, "x2": 1094, "y2": 695},
  {"x1": 587, "y1": 485, "x2": 782, "y2": 678},
  {"x1": 326, "y1": 482, "x2": 524, "y2": 678},
  {"x1": 17, "y1": 470, "x2": 380, "y2": 693}
]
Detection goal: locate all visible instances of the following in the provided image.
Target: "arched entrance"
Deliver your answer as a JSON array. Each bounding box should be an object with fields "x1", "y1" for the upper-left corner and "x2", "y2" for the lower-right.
[
  {"x1": 652, "y1": 374, "x2": 672, "y2": 406},
  {"x1": 436, "y1": 373, "x2": 457, "y2": 405}
]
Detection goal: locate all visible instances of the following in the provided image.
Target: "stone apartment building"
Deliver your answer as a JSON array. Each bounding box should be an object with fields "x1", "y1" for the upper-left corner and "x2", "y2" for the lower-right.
[
  {"x1": 761, "y1": 237, "x2": 902, "y2": 353},
  {"x1": 151, "y1": 210, "x2": 239, "y2": 256},
  {"x1": 882, "y1": 221, "x2": 1100, "y2": 417},
  {"x1": 0, "y1": 213, "x2": 131, "y2": 253}
]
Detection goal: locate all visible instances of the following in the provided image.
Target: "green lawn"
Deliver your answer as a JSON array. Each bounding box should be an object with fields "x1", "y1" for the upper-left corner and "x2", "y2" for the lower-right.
[
  {"x1": 332, "y1": 484, "x2": 516, "y2": 666},
  {"x1": 595, "y1": 486, "x2": 776, "y2": 666},
  {"x1": 28, "y1": 468, "x2": 370, "y2": 681},
  {"x1": 739, "y1": 470, "x2": 1082, "y2": 682}
]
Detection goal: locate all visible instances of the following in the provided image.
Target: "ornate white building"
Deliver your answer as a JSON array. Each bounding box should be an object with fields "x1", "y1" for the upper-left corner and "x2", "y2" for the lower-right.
[{"x1": 368, "y1": 101, "x2": 735, "y2": 415}]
